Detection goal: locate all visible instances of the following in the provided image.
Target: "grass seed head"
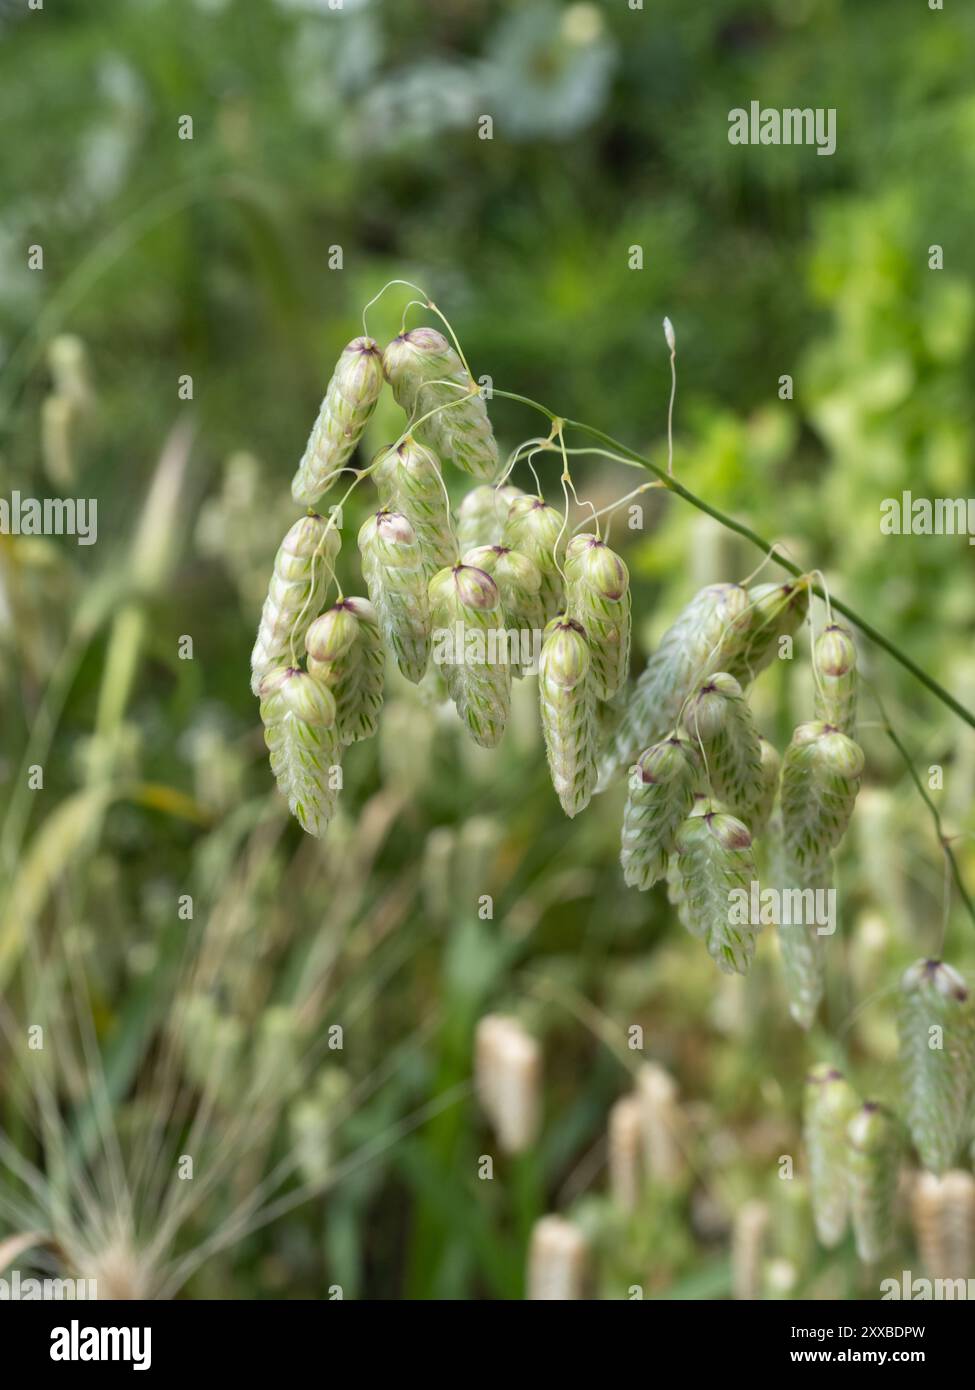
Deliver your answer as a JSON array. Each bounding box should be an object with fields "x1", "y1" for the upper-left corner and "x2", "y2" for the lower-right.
[
  {"x1": 474, "y1": 1014, "x2": 542, "y2": 1154},
  {"x1": 803, "y1": 1063, "x2": 860, "y2": 1248},
  {"x1": 357, "y1": 508, "x2": 432, "y2": 684},
  {"x1": 813, "y1": 622, "x2": 859, "y2": 738},
  {"x1": 502, "y1": 495, "x2": 566, "y2": 621},
  {"x1": 527, "y1": 1216, "x2": 589, "y2": 1300},
  {"x1": 911, "y1": 1170, "x2": 975, "y2": 1281},
  {"x1": 306, "y1": 597, "x2": 385, "y2": 745},
  {"x1": 457, "y1": 482, "x2": 525, "y2": 553},
  {"x1": 538, "y1": 616, "x2": 598, "y2": 816},
  {"x1": 250, "y1": 512, "x2": 339, "y2": 695},
  {"x1": 847, "y1": 1101, "x2": 902, "y2": 1264},
  {"x1": 564, "y1": 535, "x2": 631, "y2": 700},
  {"x1": 259, "y1": 666, "x2": 341, "y2": 838},
  {"x1": 780, "y1": 721, "x2": 864, "y2": 875},
  {"x1": 674, "y1": 809, "x2": 759, "y2": 975},
  {"x1": 682, "y1": 671, "x2": 764, "y2": 827},
  {"x1": 728, "y1": 580, "x2": 809, "y2": 684},
  {"x1": 429, "y1": 563, "x2": 511, "y2": 747},
  {"x1": 290, "y1": 336, "x2": 384, "y2": 506},
  {"x1": 620, "y1": 735, "x2": 699, "y2": 890},
  {"x1": 373, "y1": 436, "x2": 457, "y2": 574},
  {"x1": 898, "y1": 959, "x2": 975, "y2": 1175}
]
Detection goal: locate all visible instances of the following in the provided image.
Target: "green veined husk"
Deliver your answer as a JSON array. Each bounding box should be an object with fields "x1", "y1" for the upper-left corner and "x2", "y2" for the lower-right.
[
  {"x1": 259, "y1": 666, "x2": 342, "y2": 838},
  {"x1": 771, "y1": 837, "x2": 831, "y2": 1030},
  {"x1": 457, "y1": 483, "x2": 525, "y2": 553},
  {"x1": 813, "y1": 623, "x2": 858, "y2": 738},
  {"x1": 803, "y1": 1063, "x2": 860, "y2": 1248},
  {"x1": 564, "y1": 534, "x2": 631, "y2": 700},
  {"x1": 780, "y1": 721, "x2": 864, "y2": 874},
  {"x1": 681, "y1": 672, "x2": 764, "y2": 827},
  {"x1": 673, "y1": 809, "x2": 760, "y2": 975},
  {"x1": 305, "y1": 596, "x2": 385, "y2": 745},
  {"x1": 290, "y1": 337, "x2": 385, "y2": 506},
  {"x1": 847, "y1": 1102, "x2": 902, "y2": 1264},
  {"x1": 461, "y1": 543, "x2": 546, "y2": 675},
  {"x1": 373, "y1": 436, "x2": 457, "y2": 575},
  {"x1": 429, "y1": 563, "x2": 511, "y2": 748},
  {"x1": 620, "y1": 736, "x2": 699, "y2": 890},
  {"x1": 726, "y1": 579, "x2": 809, "y2": 685},
  {"x1": 898, "y1": 959, "x2": 975, "y2": 1175},
  {"x1": 357, "y1": 508, "x2": 431, "y2": 684},
  {"x1": 382, "y1": 327, "x2": 498, "y2": 481},
  {"x1": 502, "y1": 495, "x2": 566, "y2": 623},
  {"x1": 538, "y1": 615, "x2": 598, "y2": 817},
  {"x1": 250, "y1": 512, "x2": 339, "y2": 696}
]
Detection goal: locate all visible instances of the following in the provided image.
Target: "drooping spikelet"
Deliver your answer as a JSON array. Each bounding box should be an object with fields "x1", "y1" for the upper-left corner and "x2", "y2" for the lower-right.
[
  {"x1": 501, "y1": 495, "x2": 565, "y2": 623},
  {"x1": 250, "y1": 513, "x2": 339, "y2": 695},
  {"x1": 527, "y1": 1216, "x2": 589, "y2": 1300},
  {"x1": 382, "y1": 327, "x2": 498, "y2": 481},
  {"x1": 290, "y1": 337, "x2": 385, "y2": 506},
  {"x1": 911, "y1": 1170, "x2": 975, "y2": 1281},
  {"x1": 462, "y1": 543, "x2": 546, "y2": 674},
  {"x1": 305, "y1": 597, "x2": 384, "y2": 745},
  {"x1": 474, "y1": 1014, "x2": 542, "y2": 1155},
  {"x1": 813, "y1": 623, "x2": 859, "y2": 739},
  {"x1": 803, "y1": 1063, "x2": 860, "y2": 1248},
  {"x1": 259, "y1": 667, "x2": 341, "y2": 838},
  {"x1": 847, "y1": 1102, "x2": 902, "y2": 1264},
  {"x1": 898, "y1": 959, "x2": 975, "y2": 1175},
  {"x1": 682, "y1": 672, "x2": 763, "y2": 826},
  {"x1": 429, "y1": 564, "x2": 511, "y2": 747},
  {"x1": 727, "y1": 579, "x2": 809, "y2": 685},
  {"x1": 373, "y1": 436, "x2": 457, "y2": 574},
  {"x1": 780, "y1": 721, "x2": 864, "y2": 874},
  {"x1": 770, "y1": 827, "x2": 830, "y2": 1030},
  {"x1": 564, "y1": 535, "x2": 631, "y2": 700},
  {"x1": 600, "y1": 582, "x2": 753, "y2": 788},
  {"x1": 457, "y1": 482, "x2": 525, "y2": 553},
  {"x1": 357, "y1": 509, "x2": 431, "y2": 684},
  {"x1": 620, "y1": 736, "x2": 699, "y2": 890},
  {"x1": 538, "y1": 616, "x2": 598, "y2": 817},
  {"x1": 673, "y1": 809, "x2": 760, "y2": 975}
]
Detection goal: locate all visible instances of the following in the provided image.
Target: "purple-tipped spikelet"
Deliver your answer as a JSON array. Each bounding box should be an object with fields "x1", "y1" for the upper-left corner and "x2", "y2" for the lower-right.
[
  {"x1": 429, "y1": 563, "x2": 511, "y2": 748},
  {"x1": 306, "y1": 597, "x2": 384, "y2": 745},
  {"x1": 357, "y1": 509, "x2": 431, "y2": 684},
  {"x1": 250, "y1": 513, "x2": 340, "y2": 696},
  {"x1": 620, "y1": 736, "x2": 699, "y2": 890},
  {"x1": 564, "y1": 534, "x2": 631, "y2": 700},
  {"x1": 538, "y1": 615, "x2": 598, "y2": 817},
  {"x1": 290, "y1": 337, "x2": 385, "y2": 506},
  {"x1": 898, "y1": 959, "x2": 975, "y2": 1175},
  {"x1": 259, "y1": 666, "x2": 341, "y2": 838}
]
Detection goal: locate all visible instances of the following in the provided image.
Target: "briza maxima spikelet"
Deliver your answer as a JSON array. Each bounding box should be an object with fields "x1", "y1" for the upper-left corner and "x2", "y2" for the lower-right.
[
  {"x1": 502, "y1": 495, "x2": 566, "y2": 622},
  {"x1": 673, "y1": 809, "x2": 760, "y2": 975},
  {"x1": 636, "y1": 1061, "x2": 685, "y2": 1183},
  {"x1": 250, "y1": 513, "x2": 339, "y2": 695},
  {"x1": 780, "y1": 721, "x2": 864, "y2": 873},
  {"x1": 382, "y1": 326, "x2": 498, "y2": 481},
  {"x1": 373, "y1": 436, "x2": 457, "y2": 574},
  {"x1": 305, "y1": 597, "x2": 384, "y2": 745},
  {"x1": 732, "y1": 1200, "x2": 769, "y2": 1301},
  {"x1": 429, "y1": 564, "x2": 511, "y2": 748},
  {"x1": 462, "y1": 543, "x2": 546, "y2": 673},
  {"x1": 259, "y1": 667, "x2": 341, "y2": 838},
  {"x1": 290, "y1": 337, "x2": 385, "y2": 506},
  {"x1": 898, "y1": 959, "x2": 975, "y2": 1175},
  {"x1": 457, "y1": 482, "x2": 525, "y2": 553},
  {"x1": 847, "y1": 1102, "x2": 902, "y2": 1264},
  {"x1": 813, "y1": 623, "x2": 859, "y2": 739},
  {"x1": 751, "y1": 736, "x2": 781, "y2": 838},
  {"x1": 682, "y1": 672, "x2": 763, "y2": 826},
  {"x1": 608, "y1": 1094, "x2": 643, "y2": 1211},
  {"x1": 527, "y1": 1216, "x2": 589, "y2": 1301},
  {"x1": 474, "y1": 1014, "x2": 542, "y2": 1154},
  {"x1": 770, "y1": 825, "x2": 829, "y2": 1030},
  {"x1": 538, "y1": 615, "x2": 598, "y2": 817},
  {"x1": 727, "y1": 579, "x2": 809, "y2": 685},
  {"x1": 357, "y1": 508, "x2": 431, "y2": 684},
  {"x1": 803, "y1": 1063, "x2": 860, "y2": 1248},
  {"x1": 600, "y1": 582, "x2": 753, "y2": 789},
  {"x1": 911, "y1": 1170, "x2": 975, "y2": 1281},
  {"x1": 620, "y1": 736, "x2": 699, "y2": 890},
  {"x1": 564, "y1": 534, "x2": 631, "y2": 700}
]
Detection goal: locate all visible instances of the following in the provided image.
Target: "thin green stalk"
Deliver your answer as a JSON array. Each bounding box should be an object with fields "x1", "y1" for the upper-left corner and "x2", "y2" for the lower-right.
[{"x1": 490, "y1": 388, "x2": 975, "y2": 734}]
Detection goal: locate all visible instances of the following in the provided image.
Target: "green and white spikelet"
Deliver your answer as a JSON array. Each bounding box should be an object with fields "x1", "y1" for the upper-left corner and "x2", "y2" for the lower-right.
[
  {"x1": 620, "y1": 736, "x2": 699, "y2": 890},
  {"x1": 250, "y1": 513, "x2": 339, "y2": 696},
  {"x1": 538, "y1": 616, "x2": 598, "y2": 818},
  {"x1": 751, "y1": 736, "x2": 781, "y2": 838},
  {"x1": 780, "y1": 722, "x2": 864, "y2": 875},
  {"x1": 564, "y1": 535, "x2": 631, "y2": 700},
  {"x1": 502, "y1": 495, "x2": 566, "y2": 623},
  {"x1": 600, "y1": 583, "x2": 753, "y2": 790},
  {"x1": 382, "y1": 327, "x2": 498, "y2": 481},
  {"x1": 803, "y1": 1063, "x2": 860, "y2": 1248},
  {"x1": 290, "y1": 337, "x2": 385, "y2": 506},
  {"x1": 259, "y1": 666, "x2": 341, "y2": 838},
  {"x1": 373, "y1": 436, "x2": 457, "y2": 575},
  {"x1": 462, "y1": 543, "x2": 546, "y2": 674},
  {"x1": 429, "y1": 564, "x2": 511, "y2": 748},
  {"x1": 772, "y1": 838, "x2": 830, "y2": 1030},
  {"x1": 813, "y1": 624, "x2": 858, "y2": 739},
  {"x1": 847, "y1": 1103, "x2": 902, "y2": 1264},
  {"x1": 457, "y1": 483, "x2": 525, "y2": 553},
  {"x1": 673, "y1": 809, "x2": 760, "y2": 975},
  {"x1": 682, "y1": 672, "x2": 763, "y2": 827},
  {"x1": 305, "y1": 597, "x2": 384, "y2": 745},
  {"x1": 357, "y1": 509, "x2": 431, "y2": 684},
  {"x1": 728, "y1": 580, "x2": 809, "y2": 685},
  {"x1": 898, "y1": 959, "x2": 975, "y2": 1175}
]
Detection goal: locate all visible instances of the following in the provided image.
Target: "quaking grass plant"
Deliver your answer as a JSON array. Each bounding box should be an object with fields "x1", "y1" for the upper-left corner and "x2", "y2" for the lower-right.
[{"x1": 247, "y1": 282, "x2": 975, "y2": 1293}]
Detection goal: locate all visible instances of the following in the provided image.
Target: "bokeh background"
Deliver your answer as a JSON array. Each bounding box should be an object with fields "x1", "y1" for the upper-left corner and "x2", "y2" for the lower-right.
[{"x1": 1, "y1": 0, "x2": 974, "y2": 1299}]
